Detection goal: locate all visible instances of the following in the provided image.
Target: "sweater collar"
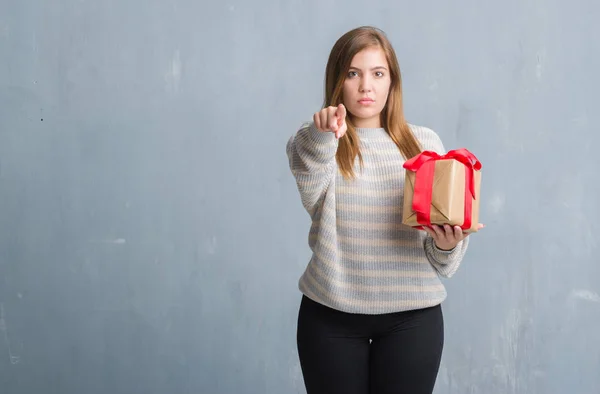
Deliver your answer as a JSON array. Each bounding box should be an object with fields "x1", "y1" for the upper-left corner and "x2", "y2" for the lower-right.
[{"x1": 355, "y1": 127, "x2": 389, "y2": 141}]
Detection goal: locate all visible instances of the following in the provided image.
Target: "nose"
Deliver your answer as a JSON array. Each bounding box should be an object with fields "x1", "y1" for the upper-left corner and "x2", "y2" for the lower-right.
[{"x1": 359, "y1": 75, "x2": 372, "y2": 92}]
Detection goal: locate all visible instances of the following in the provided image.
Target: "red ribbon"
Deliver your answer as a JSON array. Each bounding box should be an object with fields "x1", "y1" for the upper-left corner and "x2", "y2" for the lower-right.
[{"x1": 403, "y1": 148, "x2": 481, "y2": 230}]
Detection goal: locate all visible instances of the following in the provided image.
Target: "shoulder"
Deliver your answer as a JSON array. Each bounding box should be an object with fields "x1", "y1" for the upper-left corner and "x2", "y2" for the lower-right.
[
  {"x1": 407, "y1": 123, "x2": 446, "y2": 154},
  {"x1": 407, "y1": 123, "x2": 440, "y2": 141}
]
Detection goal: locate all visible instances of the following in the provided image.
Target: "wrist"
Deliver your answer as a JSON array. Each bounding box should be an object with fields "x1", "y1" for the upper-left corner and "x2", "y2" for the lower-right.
[{"x1": 433, "y1": 240, "x2": 456, "y2": 253}]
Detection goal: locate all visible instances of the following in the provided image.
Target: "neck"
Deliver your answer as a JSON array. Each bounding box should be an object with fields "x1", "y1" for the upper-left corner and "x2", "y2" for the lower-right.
[{"x1": 351, "y1": 115, "x2": 381, "y2": 129}]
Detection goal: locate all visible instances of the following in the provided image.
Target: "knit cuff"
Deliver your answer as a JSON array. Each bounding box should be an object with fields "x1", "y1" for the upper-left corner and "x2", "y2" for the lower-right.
[
  {"x1": 433, "y1": 242, "x2": 457, "y2": 254},
  {"x1": 307, "y1": 122, "x2": 338, "y2": 145},
  {"x1": 426, "y1": 236, "x2": 462, "y2": 264}
]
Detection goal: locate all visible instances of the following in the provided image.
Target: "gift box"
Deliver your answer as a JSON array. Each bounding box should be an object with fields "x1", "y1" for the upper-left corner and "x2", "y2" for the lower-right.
[{"x1": 402, "y1": 148, "x2": 482, "y2": 233}]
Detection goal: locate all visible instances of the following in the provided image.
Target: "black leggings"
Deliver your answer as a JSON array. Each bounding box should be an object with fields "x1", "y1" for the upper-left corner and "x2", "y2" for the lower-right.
[{"x1": 296, "y1": 295, "x2": 444, "y2": 394}]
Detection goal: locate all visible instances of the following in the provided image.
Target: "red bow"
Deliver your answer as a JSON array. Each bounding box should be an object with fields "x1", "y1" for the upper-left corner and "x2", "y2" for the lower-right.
[{"x1": 403, "y1": 148, "x2": 482, "y2": 230}]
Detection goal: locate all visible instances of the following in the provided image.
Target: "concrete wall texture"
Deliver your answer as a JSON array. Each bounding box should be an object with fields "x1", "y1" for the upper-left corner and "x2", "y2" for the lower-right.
[{"x1": 1, "y1": 1, "x2": 599, "y2": 393}]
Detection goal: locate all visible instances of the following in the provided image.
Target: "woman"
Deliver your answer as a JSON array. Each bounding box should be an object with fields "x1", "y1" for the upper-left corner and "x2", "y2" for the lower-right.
[{"x1": 286, "y1": 26, "x2": 481, "y2": 394}]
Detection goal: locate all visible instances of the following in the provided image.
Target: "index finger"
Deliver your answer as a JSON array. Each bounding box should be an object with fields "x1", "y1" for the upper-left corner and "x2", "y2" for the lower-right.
[{"x1": 336, "y1": 104, "x2": 346, "y2": 120}]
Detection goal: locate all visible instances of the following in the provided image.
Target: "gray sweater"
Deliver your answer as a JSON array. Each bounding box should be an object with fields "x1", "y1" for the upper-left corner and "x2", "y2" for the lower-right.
[{"x1": 286, "y1": 121, "x2": 470, "y2": 314}]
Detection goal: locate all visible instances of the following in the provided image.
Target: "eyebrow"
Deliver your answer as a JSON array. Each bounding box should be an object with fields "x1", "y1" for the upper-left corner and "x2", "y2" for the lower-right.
[{"x1": 348, "y1": 66, "x2": 388, "y2": 71}]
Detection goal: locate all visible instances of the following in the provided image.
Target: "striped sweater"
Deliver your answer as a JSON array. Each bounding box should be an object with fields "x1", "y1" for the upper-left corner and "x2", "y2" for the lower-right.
[{"x1": 286, "y1": 121, "x2": 470, "y2": 315}]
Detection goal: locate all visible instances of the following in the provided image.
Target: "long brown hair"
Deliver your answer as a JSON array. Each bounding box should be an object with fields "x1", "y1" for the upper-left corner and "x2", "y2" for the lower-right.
[{"x1": 323, "y1": 26, "x2": 423, "y2": 179}]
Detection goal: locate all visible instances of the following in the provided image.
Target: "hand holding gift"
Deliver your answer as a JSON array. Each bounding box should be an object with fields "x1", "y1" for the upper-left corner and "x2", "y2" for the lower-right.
[
  {"x1": 421, "y1": 223, "x2": 485, "y2": 251},
  {"x1": 402, "y1": 148, "x2": 484, "y2": 249}
]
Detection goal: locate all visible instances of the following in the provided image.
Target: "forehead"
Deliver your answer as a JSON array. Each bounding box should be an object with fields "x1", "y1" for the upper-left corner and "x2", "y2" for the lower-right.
[{"x1": 349, "y1": 47, "x2": 388, "y2": 68}]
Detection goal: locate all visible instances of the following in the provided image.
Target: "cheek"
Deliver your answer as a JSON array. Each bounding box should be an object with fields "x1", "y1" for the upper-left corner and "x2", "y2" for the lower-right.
[
  {"x1": 341, "y1": 82, "x2": 356, "y2": 107},
  {"x1": 379, "y1": 80, "x2": 391, "y2": 94},
  {"x1": 342, "y1": 81, "x2": 354, "y2": 96},
  {"x1": 378, "y1": 82, "x2": 391, "y2": 101}
]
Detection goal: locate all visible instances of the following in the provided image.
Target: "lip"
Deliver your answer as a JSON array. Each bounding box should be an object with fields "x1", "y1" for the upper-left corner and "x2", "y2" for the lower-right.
[{"x1": 358, "y1": 98, "x2": 375, "y2": 103}]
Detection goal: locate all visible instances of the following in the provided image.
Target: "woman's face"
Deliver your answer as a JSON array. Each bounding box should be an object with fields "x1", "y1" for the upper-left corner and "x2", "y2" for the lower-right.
[{"x1": 342, "y1": 46, "x2": 391, "y2": 128}]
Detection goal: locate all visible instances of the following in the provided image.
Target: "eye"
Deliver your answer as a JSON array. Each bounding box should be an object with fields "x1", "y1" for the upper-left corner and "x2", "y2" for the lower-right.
[
  {"x1": 375, "y1": 71, "x2": 384, "y2": 77},
  {"x1": 347, "y1": 71, "x2": 358, "y2": 78}
]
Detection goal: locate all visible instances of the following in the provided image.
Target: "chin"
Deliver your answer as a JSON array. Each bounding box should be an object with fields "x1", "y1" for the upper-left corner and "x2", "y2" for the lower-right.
[{"x1": 349, "y1": 108, "x2": 381, "y2": 124}]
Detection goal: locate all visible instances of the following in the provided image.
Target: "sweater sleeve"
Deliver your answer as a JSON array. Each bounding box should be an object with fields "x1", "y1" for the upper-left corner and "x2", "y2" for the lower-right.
[
  {"x1": 424, "y1": 235, "x2": 469, "y2": 278},
  {"x1": 417, "y1": 126, "x2": 470, "y2": 278},
  {"x1": 286, "y1": 121, "x2": 339, "y2": 215}
]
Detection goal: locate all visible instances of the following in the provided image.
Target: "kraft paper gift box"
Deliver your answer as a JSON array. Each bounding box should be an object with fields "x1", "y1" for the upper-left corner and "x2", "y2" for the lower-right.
[{"x1": 402, "y1": 148, "x2": 482, "y2": 233}]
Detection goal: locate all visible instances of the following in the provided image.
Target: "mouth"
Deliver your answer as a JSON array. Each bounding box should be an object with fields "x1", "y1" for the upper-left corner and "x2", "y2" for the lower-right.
[{"x1": 358, "y1": 98, "x2": 375, "y2": 105}]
